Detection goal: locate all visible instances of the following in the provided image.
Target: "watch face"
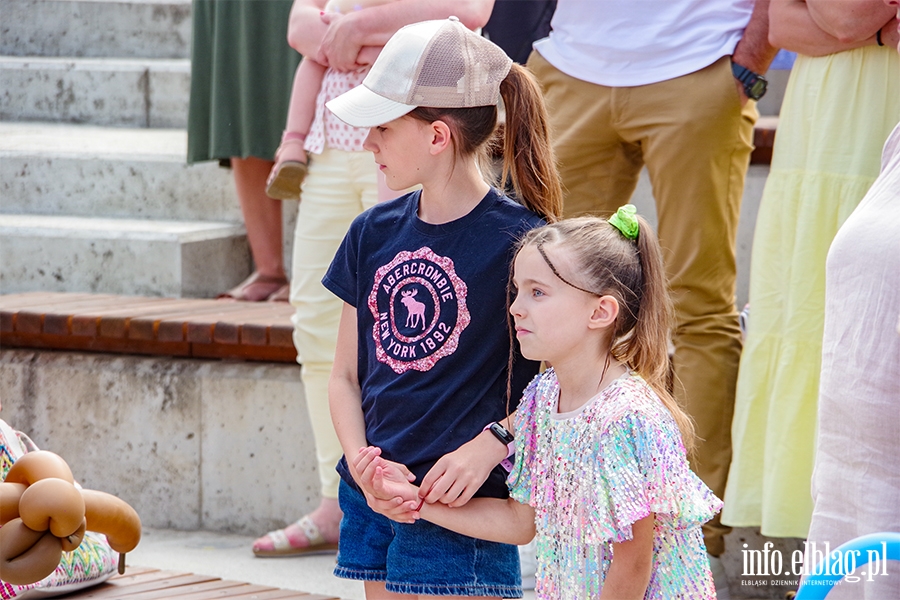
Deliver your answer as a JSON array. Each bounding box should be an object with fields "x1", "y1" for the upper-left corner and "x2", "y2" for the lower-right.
[
  {"x1": 749, "y1": 79, "x2": 767, "y2": 99},
  {"x1": 490, "y1": 422, "x2": 514, "y2": 444}
]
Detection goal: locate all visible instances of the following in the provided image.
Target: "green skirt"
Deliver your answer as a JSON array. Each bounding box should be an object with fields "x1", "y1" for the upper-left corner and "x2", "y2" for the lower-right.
[{"x1": 187, "y1": 0, "x2": 302, "y2": 164}]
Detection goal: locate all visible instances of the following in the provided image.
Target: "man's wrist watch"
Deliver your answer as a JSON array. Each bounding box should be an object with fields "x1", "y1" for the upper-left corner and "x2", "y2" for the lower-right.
[{"x1": 731, "y1": 61, "x2": 768, "y2": 101}]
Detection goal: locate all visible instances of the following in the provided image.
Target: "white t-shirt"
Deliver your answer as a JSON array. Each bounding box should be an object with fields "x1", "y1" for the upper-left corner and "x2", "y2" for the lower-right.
[{"x1": 533, "y1": 0, "x2": 753, "y2": 87}]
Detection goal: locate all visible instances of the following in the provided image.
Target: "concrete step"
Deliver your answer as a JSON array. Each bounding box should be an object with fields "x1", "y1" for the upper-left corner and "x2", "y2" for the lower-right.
[
  {"x1": 0, "y1": 122, "x2": 240, "y2": 222},
  {"x1": 1, "y1": 0, "x2": 192, "y2": 59},
  {"x1": 0, "y1": 214, "x2": 251, "y2": 298},
  {"x1": 0, "y1": 56, "x2": 189, "y2": 127}
]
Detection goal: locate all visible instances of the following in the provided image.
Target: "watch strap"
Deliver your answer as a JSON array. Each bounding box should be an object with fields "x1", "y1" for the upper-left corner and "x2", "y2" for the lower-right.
[
  {"x1": 731, "y1": 62, "x2": 748, "y2": 83},
  {"x1": 731, "y1": 61, "x2": 767, "y2": 100}
]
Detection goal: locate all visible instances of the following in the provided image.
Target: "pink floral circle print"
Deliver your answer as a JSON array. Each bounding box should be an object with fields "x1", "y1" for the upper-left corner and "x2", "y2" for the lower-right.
[{"x1": 367, "y1": 247, "x2": 470, "y2": 373}]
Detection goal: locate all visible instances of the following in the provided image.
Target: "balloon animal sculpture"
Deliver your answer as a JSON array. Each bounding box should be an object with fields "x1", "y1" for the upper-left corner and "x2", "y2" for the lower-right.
[{"x1": 0, "y1": 450, "x2": 142, "y2": 585}]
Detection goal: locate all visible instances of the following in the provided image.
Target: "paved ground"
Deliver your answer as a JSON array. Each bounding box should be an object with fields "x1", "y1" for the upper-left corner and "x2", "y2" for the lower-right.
[
  {"x1": 128, "y1": 528, "x2": 539, "y2": 600},
  {"x1": 129, "y1": 528, "x2": 778, "y2": 599}
]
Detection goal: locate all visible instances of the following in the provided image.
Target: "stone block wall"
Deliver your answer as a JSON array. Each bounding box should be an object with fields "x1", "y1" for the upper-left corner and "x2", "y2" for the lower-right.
[{"x1": 0, "y1": 349, "x2": 318, "y2": 536}]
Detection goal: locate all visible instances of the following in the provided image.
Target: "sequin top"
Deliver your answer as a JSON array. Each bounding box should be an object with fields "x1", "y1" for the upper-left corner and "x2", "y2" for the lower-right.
[{"x1": 508, "y1": 369, "x2": 722, "y2": 599}]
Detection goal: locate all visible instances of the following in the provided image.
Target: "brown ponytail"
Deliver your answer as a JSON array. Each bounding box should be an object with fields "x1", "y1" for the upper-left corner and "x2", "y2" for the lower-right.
[
  {"x1": 408, "y1": 64, "x2": 562, "y2": 223},
  {"x1": 626, "y1": 219, "x2": 696, "y2": 456},
  {"x1": 498, "y1": 63, "x2": 563, "y2": 223}
]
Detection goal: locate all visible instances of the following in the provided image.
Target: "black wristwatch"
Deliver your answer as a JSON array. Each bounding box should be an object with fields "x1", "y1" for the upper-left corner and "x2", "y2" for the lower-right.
[
  {"x1": 487, "y1": 421, "x2": 514, "y2": 447},
  {"x1": 731, "y1": 61, "x2": 768, "y2": 101},
  {"x1": 485, "y1": 421, "x2": 516, "y2": 472}
]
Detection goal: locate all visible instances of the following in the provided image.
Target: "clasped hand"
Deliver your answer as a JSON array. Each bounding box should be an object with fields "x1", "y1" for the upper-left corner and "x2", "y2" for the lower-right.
[
  {"x1": 352, "y1": 432, "x2": 505, "y2": 523},
  {"x1": 353, "y1": 447, "x2": 421, "y2": 524}
]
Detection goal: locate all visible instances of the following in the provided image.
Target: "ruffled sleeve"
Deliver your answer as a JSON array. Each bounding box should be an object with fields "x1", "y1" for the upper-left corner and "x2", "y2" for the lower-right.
[{"x1": 598, "y1": 409, "x2": 722, "y2": 543}]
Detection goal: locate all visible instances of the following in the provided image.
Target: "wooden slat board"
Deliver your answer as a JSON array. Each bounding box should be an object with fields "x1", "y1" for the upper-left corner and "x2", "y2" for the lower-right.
[
  {"x1": 751, "y1": 116, "x2": 778, "y2": 165},
  {"x1": 0, "y1": 293, "x2": 298, "y2": 364},
  {"x1": 59, "y1": 567, "x2": 339, "y2": 599}
]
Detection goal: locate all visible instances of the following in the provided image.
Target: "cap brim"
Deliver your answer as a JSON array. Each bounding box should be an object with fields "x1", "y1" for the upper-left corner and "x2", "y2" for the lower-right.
[{"x1": 325, "y1": 84, "x2": 417, "y2": 128}]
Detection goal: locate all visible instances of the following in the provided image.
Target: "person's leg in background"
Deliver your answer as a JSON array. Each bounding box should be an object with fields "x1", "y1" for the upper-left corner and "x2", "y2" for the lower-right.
[
  {"x1": 187, "y1": 0, "x2": 299, "y2": 302},
  {"x1": 221, "y1": 157, "x2": 289, "y2": 302},
  {"x1": 618, "y1": 57, "x2": 756, "y2": 562},
  {"x1": 526, "y1": 50, "x2": 643, "y2": 218},
  {"x1": 253, "y1": 147, "x2": 378, "y2": 555}
]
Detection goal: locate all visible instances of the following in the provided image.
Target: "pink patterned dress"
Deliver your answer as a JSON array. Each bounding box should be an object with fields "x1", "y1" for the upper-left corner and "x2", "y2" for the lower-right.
[{"x1": 305, "y1": 68, "x2": 368, "y2": 155}]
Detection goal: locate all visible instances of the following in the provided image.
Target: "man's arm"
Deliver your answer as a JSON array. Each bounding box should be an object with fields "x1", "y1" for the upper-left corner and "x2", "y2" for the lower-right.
[{"x1": 732, "y1": 0, "x2": 780, "y2": 102}]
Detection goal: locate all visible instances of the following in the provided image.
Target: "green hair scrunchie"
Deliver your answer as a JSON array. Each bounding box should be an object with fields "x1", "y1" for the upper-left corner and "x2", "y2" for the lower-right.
[{"x1": 608, "y1": 204, "x2": 640, "y2": 240}]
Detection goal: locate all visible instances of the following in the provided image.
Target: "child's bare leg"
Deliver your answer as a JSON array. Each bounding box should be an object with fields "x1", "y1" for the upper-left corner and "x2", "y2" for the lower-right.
[
  {"x1": 266, "y1": 59, "x2": 327, "y2": 200},
  {"x1": 363, "y1": 586, "x2": 491, "y2": 600},
  {"x1": 286, "y1": 59, "x2": 326, "y2": 133},
  {"x1": 421, "y1": 596, "x2": 491, "y2": 599},
  {"x1": 364, "y1": 582, "x2": 409, "y2": 599},
  {"x1": 219, "y1": 157, "x2": 288, "y2": 301}
]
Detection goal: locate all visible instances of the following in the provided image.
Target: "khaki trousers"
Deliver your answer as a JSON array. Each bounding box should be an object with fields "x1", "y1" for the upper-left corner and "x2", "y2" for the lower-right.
[
  {"x1": 290, "y1": 147, "x2": 378, "y2": 499},
  {"x1": 528, "y1": 51, "x2": 756, "y2": 556}
]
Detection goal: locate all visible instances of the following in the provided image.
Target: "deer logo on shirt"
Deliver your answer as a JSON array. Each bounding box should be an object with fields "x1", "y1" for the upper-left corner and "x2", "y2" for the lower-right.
[
  {"x1": 400, "y1": 289, "x2": 426, "y2": 329},
  {"x1": 368, "y1": 247, "x2": 470, "y2": 373}
]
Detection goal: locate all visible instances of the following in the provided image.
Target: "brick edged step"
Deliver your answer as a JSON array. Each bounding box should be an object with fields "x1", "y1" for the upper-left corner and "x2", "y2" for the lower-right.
[{"x1": 0, "y1": 292, "x2": 297, "y2": 363}]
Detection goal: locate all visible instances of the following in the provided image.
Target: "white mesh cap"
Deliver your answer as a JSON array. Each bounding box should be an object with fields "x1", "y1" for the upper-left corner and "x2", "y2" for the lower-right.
[{"x1": 326, "y1": 17, "x2": 513, "y2": 128}]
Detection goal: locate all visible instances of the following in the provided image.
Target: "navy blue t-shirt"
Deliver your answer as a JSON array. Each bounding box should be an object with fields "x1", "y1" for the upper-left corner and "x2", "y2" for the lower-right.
[{"x1": 323, "y1": 187, "x2": 543, "y2": 499}]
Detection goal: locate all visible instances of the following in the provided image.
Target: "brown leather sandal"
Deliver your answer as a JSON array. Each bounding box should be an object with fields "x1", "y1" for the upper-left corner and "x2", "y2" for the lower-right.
[{"x1": 265, "y1": 132, "x2": 308, "y2": 201}]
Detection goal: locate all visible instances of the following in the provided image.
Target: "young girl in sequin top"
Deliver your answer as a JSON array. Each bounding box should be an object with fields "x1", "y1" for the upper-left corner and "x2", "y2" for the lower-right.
[{"x1": 356, "y1": 208, "x2": 724, "y2": 599}]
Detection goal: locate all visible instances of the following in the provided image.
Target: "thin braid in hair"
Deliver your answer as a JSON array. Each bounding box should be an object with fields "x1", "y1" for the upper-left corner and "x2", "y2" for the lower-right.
[{"x1": 535, "y1": 242, "x2": 598, "y2": 296}]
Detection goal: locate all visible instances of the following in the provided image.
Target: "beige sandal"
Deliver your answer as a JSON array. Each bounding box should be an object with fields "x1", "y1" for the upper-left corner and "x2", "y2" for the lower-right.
[
  {"x1": 252, "y1": 515, "x2": 339, "y2": 557},
  {"x1": 217, "y1": 272, "x2": 288, "y2": 302},
  {"x1": 266, "y1": 283, "x2": 290, "y2": 303}
]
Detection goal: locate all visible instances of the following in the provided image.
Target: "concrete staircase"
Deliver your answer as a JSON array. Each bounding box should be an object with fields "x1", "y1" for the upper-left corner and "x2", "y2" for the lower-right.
[{"x1": 0, "y1": 0, "x2": 251, "y2": 298}]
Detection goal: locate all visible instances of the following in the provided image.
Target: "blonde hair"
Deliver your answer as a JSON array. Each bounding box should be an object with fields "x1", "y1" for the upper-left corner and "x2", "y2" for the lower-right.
[
  {"x1": 517, "y1": 216, "x2": 696, "y2": 454},
  {"x1": 408, "y1": 63, "x2": 562, "y2": 223}
]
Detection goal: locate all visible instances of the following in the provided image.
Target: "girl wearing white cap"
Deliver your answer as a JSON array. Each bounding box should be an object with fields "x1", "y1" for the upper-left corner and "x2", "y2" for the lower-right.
[{"x1": 323, "y1": 17, "x2": 561, "y2": 598}]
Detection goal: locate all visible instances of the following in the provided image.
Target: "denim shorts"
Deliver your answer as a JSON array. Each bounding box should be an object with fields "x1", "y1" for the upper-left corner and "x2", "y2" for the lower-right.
[{"x1": 334, "y1": 480, "x2": 522, "y2": 597}]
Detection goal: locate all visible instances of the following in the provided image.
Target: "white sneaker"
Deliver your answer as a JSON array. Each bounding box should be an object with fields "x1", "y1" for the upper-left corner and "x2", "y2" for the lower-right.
[
  {"x1": 708, "y1": 554, "x2": 731, "y2": 600},
  {"x1": 519, "y1": 541, "x2": 536, "y2": 591}
]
